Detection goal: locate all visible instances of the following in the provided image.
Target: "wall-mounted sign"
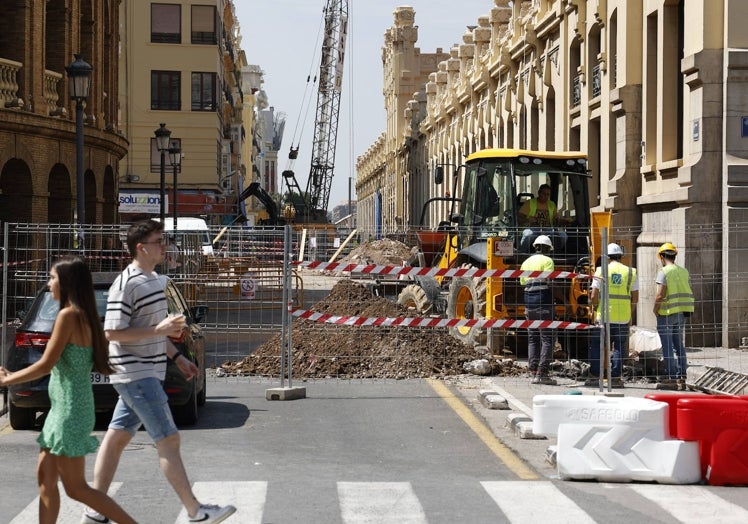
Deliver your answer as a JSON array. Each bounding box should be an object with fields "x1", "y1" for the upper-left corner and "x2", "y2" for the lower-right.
[
  {"x1": 743, "y1": 116, "x2": 748, "y2": 138},
  {"x1": 119, "y1": 192, "x2": 167, "y2": 214},
  {"x1": 692, "y1": 119, "x2": 700, "y2": 141}
]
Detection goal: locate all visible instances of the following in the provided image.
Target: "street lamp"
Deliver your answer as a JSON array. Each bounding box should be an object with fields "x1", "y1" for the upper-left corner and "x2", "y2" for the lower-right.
[
  {"x1": 154, "y1": 123, "x2": 172, "y2": 222},
  {"x1": 65, "y1": 54, "x2": 92, "y2": 248},
  {"x1": 168, "y1": 140, "x2": 181, "y2": 232}
]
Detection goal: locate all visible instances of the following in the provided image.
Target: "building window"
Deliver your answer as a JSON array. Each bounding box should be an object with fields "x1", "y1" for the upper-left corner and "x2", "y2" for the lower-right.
[
  {"x1": 151, "y1": 138, "x2": 182, "y2": 173},
  {"x1": 151, "y1": 3, "x2": 181, "y2": 44},
  {"x1": 191, "y1": 72, "x2": 217, "y2": 111},
  {"x1": 191, "y1": 5, "x2": 217, "y2": 44},
  {"x1": 151, "y1": 71, "x2": 181, "y2": 110}
]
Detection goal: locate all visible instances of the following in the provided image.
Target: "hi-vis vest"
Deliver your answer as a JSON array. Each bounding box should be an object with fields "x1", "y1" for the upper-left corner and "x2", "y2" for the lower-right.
[
  {"x1": 657, "y1": 264, "x2": 695, "y2": 316},
  {"x1": 528, "y1": 199, "x2": 556, "y2": 225},
  {"x1": 595, "y1": 260, "x2": 635, "y2": 323},
  {"x1": 520, "y1": 254, "x2": 554, "y2": 286}
]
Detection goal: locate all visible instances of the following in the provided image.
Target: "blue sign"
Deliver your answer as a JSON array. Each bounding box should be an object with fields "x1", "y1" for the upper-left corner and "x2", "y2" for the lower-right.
[{"x1": 743, "y1": 116, "x2": 748, "y2": 138}]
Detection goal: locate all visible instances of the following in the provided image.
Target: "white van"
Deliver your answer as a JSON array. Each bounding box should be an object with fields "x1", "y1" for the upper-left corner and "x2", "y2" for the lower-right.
[{"x1": 159, "y1": 217, "x2": 214, "y2": 256}]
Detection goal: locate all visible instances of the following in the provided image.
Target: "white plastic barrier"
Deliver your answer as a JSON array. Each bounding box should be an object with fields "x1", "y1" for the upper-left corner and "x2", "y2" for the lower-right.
[{"x1": 532, "y1": 395, "x2": 701, "y2": 484}]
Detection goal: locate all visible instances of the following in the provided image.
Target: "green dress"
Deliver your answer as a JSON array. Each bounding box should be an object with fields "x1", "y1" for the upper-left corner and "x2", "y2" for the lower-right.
[{"x1": 37, "y1": 343, "x2": 100, "y2": 456}]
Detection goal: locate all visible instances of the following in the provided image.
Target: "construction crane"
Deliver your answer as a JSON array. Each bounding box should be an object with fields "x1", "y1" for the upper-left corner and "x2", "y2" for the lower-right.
[{"x1": 284, "y1": 0, "x2": 348, "y2": 223}]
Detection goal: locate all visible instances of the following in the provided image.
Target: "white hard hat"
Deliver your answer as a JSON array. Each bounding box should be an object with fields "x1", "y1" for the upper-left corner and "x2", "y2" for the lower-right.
[
  {"x1": 607, "y1": 243, "x2": 624, "y2": 256},
  {"x1": 533, "y1": 235, "x2": 554, "y2": 250}
]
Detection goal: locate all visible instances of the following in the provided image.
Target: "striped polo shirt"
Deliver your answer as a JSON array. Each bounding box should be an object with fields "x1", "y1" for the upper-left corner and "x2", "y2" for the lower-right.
[{"x1": 104, "y1": 264, "x2": 168, "y2": 383}]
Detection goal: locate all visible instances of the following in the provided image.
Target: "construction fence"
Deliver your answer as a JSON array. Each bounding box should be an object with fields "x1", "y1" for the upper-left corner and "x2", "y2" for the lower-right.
[{"x1": 1, "y1": 221, "x2": 747, "y2": 391}]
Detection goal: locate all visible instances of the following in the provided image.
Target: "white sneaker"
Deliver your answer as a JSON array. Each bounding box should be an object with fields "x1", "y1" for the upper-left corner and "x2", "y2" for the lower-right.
[
  {"x1": 189, "y1": 504, "x2": 237, "y2": 523},
  {"x1": 81, "y1": 510, "x2": 109, "y2": 524}
]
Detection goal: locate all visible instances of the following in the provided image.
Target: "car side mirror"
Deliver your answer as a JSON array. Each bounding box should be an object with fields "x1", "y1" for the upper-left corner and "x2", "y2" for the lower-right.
[{"x1": 191, "y1": 305, "x2": 209, "y2": 324}]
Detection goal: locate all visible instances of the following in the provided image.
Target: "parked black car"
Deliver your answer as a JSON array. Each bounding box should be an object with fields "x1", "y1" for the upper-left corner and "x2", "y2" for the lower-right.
[{"x1": 5, "y1": 273, "x2": 208, "y2": 430}]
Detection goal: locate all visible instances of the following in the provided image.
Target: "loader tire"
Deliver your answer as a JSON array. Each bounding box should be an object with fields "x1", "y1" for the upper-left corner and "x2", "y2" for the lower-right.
[
  {"x1": 446, "y1": 272, "x2": 488, "y2": 346},
  {"x1": 397, "y1": 284, "x2": 433, "y2": 315}
]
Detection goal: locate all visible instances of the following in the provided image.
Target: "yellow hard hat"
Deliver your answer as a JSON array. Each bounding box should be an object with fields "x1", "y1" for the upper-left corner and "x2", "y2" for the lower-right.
[{"x1": 658, "y1": 242, "x2": 678, "y2": 256}]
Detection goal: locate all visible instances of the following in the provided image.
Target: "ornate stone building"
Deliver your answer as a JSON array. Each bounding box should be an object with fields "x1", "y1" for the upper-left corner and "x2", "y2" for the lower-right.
[
  {"x1": 0, "y1": 0, "x2": 127, "y2": 229},
  {"x1": 356, "y1": 0, "x2": 748, "y2": 348}
]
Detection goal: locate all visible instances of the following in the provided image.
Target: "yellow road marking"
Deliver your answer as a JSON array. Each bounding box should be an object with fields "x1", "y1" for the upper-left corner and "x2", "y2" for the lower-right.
[{"x1": 427, "y1": 378, "x2": 538, "y2": 480}]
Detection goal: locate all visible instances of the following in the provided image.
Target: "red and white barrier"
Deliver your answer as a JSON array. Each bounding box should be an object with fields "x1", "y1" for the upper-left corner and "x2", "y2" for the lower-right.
[
  {"x1": 0, "y1": 257, "x2": 47, "y2": 269},
  {"x1": 290, "y1": 308, "x2": 593, "y2": 330},
  {"x1": 295, "y1": 260, "x2": 588, "y2": 280}
]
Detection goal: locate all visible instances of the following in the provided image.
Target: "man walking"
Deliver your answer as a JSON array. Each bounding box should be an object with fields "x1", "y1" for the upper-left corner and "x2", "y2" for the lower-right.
[
  {"x1": 520, "y1": 235, "x2": 558, "y2": 385},
  {"x1": 585, "y1": 243, "x2": 638, "y2": 388},
  {"x1": 653, "y1": 242, "x2": 695, "y2": 391},
  {"x1": 83, "y1": 219, "x2": 235, "y2": 524}
]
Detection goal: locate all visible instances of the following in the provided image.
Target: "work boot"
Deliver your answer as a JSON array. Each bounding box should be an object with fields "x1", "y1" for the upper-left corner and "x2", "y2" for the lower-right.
[
  {"x1": 610, "y1": 377, "x2": 624, "y2": 388},
  {"x1": 677, "y1": 378, "x2": 688, "y2": 391},
  {"x1": 536, "y1": 375, "x2": 557, "y2": 386},
  {"x1": 656, "y1": 378, "x2": 678, "y2": 390}
]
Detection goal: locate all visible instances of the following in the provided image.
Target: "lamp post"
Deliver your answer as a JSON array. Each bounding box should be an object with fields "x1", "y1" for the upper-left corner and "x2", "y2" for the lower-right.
[
  {"x1": 154, "y1": 123, "x2": 171, "y2": 223},
  {"x1": 168, "y1": 141, "x2": 181, "y2": 232},
  {"x1": 65, "y1": 54, "x2": 92, "y2": 249}
]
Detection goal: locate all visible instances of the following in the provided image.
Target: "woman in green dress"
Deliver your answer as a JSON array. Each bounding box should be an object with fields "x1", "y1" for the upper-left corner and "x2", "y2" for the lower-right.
[{"x1": 0, "y1": 256, "x2": 136, "y2": 524}]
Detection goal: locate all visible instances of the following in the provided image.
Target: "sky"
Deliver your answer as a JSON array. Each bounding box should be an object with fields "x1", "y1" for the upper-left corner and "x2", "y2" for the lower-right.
[{"x1": 234, "y1": 0, "x2": 494, "y2": 208}]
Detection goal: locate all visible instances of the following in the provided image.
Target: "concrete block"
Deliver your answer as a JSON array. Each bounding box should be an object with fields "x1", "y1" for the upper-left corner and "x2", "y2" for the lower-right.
[
  {"x1": 545, "y1": 445, "x2": 558, "y2": 466},
  {"x1": 505, "y1": 412, "x2": 532, "y2": 430},
  {"x1": 266, "y1": 386, "x2": 307, "y2": 401},
  {"x1": 517, "y1": 421, "x2": 546, "y2": 440},
  {"x1": 478, "y1": 390, "x2": 509, "y2": 410}
]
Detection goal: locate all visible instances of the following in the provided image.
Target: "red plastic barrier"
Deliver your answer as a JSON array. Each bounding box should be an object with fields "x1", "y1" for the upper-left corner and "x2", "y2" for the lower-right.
[
  {"x1": 676, "y1": 397, "x2": 748, "y2": 486},
  {"x1": 644, "y1": 393, "x2": 707, "y2": 438}
]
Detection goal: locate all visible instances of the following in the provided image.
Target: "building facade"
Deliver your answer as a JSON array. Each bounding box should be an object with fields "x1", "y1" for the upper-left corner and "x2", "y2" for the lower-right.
[
  {"x1": 118, "y1": 0, "x2": 245, "y2": 224},
  {"x1": 0, "y1": 0, "x2": 128, "y2": 232},
  {"x1": 356, "y1": 0, "x2": 748, "y2": 348}
]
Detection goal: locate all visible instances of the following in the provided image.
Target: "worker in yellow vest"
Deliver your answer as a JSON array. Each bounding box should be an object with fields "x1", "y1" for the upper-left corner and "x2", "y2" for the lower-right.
[
  {"x1": 518, "y1": 183, "x2": 568, "y2": 252},
  {"x1": 653, "y1": 242, "x2": 695, "y2": 391},
  {"x1": 585, "y1": 243, "x2": 638, "y2": 388},
  {"x1": 520, "y1": 235, "x2": 558, "y2": 385}
]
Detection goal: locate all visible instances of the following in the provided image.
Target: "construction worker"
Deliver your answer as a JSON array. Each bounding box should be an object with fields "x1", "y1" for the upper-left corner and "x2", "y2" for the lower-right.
[
  {"x1": 518, "y1": 184, "x2": 568, "y2": 252},
  {"x1": 585, "y1": 243, "x2": 638, "y2": 388},
  {"x1": 520, "y1": 235, "x2": 557, "y2": 385},
  {"x1": 653, "y1": 242, "x2": 695, "y2": 391}
]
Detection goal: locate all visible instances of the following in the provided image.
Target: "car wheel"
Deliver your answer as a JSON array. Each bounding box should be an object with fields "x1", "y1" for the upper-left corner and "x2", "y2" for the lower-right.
[
  {"x1": 197, "y1": 366, "x2": 207, "y2": 406},
  {"x1": 10, "y1": 404, "x2": 36, "y2": 430},
  {"x1": 172, "y1": 383, "x2": 198, "y2": 426}
]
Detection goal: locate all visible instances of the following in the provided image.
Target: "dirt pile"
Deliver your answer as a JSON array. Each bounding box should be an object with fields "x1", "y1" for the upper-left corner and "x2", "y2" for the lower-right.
[
  {"x1": 220, "y1": 279, "x2": 526, "y2": 379},
  {"x1": 339, "y1": 238, "x2": 415, "y2": 266}
]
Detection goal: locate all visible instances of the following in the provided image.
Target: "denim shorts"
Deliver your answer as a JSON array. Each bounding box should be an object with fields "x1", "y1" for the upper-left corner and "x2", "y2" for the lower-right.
[{"x1": 110, "y1": 377, "x2": 178, "y2": 442}]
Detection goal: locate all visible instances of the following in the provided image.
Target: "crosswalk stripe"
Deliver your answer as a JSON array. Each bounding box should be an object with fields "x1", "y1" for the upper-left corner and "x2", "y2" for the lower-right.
[
  {"x1": 627, "y1": 484, "x2": 748, "y2": 523},
  {"x1": 481, "y1": 481, "x2": 596, "y2": 524},
  {"x1": 177, "y1": 481, "x2": 267, "y2": 524},
  {"x1": 9, "y1": 482, "x2": 123, "y2": 524},
  {"x1": 338, "y1": 482, "x2": 427, "y2": 524},
  {"x1": 7, "y1": 479, "x2": 748, "y2": 523}
]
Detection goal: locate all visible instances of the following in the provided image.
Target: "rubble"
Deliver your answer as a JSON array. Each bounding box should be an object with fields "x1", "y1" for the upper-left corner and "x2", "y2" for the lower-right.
[
  {"x1": 220, "y1": 279, "x2": 527, "y2": 379},
  {"x1": 339, "y1": 238, "x2": 416, "y2": 266}
]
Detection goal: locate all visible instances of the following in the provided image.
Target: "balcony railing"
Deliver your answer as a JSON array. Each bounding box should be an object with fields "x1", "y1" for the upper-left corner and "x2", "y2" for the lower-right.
[
  {"x1": 571, "y1": 73, "x2": 581, "y2": 108},
  {"x1": 44, "y1": 69, "x2": 63, "y2": 115},
  {"x1": 591, "y1": 63, "x2": 601, "y2": 99},
  {"x1": 0, "y1": 57, "x2": 23, "y2": 108}
]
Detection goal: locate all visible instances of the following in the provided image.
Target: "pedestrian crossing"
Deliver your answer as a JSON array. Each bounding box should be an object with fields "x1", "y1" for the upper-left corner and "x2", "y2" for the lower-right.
[{"x1": 6, "y1": 480, "x2": 748, "y2": 523}]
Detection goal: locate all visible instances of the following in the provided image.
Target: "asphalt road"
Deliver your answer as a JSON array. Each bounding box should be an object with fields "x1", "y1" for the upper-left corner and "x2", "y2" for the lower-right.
[{"x1": 2, "y1": 377, "x2": 748, "y2": 523}]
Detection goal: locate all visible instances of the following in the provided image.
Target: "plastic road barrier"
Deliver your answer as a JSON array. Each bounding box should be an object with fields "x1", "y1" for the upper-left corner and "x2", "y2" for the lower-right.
[{"x1": 533, "y1": 395, "x2": 701, "y2": 484}]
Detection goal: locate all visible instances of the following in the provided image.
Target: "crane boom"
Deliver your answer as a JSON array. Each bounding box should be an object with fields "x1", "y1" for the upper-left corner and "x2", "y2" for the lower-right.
[{"x1": 304, "y1": 0, "x2": 348, "y2": 222}]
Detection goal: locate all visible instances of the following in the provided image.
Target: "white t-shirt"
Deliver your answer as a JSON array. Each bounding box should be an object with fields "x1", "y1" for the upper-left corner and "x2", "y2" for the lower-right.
[{"x1": 104, "y1": 264, "x2": 168, "y2": 383}]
